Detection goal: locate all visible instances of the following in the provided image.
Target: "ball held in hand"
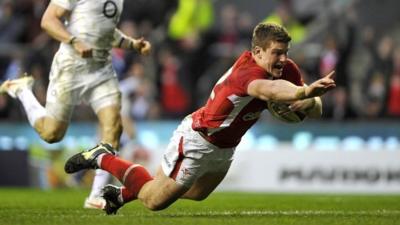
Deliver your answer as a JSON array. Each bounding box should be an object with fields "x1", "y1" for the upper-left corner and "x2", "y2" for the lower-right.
[{"x1": 267, "y1": 101, "x2": 306, "y2": 123}]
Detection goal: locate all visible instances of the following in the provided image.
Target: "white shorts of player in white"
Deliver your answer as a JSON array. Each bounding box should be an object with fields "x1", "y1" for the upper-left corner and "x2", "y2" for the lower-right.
[
  {"x1": 161, "y1": 115, "x2": 236, "y2": 188},
  {"x1": 45, "y1": 51, "x2": 121, "y2": 121}
]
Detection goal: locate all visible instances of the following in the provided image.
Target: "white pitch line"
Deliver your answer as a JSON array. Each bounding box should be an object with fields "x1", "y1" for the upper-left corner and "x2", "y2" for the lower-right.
[
  {"x1": 161, "y1": 210, "x2": 400, "y2": 217},
  {"x1": 66, "y1": 209, "x2": 400, "y2": 218}
]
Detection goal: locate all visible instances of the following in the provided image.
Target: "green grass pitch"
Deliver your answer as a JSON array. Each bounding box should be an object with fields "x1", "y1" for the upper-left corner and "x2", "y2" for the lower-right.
[{"x1": 0, "y1": 188, "x2": 399, "y2": 225}]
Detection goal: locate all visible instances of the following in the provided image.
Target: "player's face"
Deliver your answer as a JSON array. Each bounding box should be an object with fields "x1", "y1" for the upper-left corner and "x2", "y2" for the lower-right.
[{"x1": 257, "y1": 41, "x2": 289, "y2": 78}]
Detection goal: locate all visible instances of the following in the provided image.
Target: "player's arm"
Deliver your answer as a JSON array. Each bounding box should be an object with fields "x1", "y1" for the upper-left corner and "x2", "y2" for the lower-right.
[
  {"x1": 247, "y1": 71, "x2": 336, "y2": 102},
  {"x1": 40, "y1": 3, "x2": 72, "y2": 44},
  {"x1": 41, "y1": 3, "x2": 92, "y2": 58},
  {"x1": 112, "y1": 29, "x2": 152, "y2": 56},
  {"x1": 287, "y1": 82, "x2": 323, "y2": 118}
]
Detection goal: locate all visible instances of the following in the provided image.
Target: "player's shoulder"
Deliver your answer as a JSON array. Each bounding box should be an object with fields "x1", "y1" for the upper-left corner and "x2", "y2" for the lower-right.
[
  {"x1": 283, "y1": 58, "x2": 301, "y2": 76},
  {"x1": 51, "y1": 0, "x2": 75, "y2": 10},
  {"x1": 234, "y1": 51, "x2": 265, "y2": 77},
  {"x1": 284, "y1": 58, "x2": 300, "y2": 70},
  {"x1": 228, "y1": 52, "x2": 266, "y2": 93},
  {"x1": 282, "y1": 58, "x2": 303, "y2": 85}
]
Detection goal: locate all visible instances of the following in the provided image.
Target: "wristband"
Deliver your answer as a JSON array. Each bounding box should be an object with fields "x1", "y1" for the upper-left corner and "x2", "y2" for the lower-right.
[{"x1": 295, "y1": 87, "x2": 306, "y2": 99}]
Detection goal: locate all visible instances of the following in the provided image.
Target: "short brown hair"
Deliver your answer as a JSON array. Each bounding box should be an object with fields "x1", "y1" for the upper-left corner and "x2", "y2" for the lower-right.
[{"x1": 251, "y1": 23, "x2": 291, "y2": 52}]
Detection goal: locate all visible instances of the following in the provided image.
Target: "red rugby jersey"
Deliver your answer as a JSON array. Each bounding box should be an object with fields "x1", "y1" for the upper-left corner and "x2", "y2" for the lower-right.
[{"x1": 192, "y1": 51, "x2": 303, "y2": 148}]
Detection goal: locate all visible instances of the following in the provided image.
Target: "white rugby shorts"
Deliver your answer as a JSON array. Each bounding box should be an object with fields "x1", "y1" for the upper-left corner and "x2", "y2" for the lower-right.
[
  {"x1": 45, "y1": 51, "x2": 121, "y2": 121},
  {"x1": 161, "y1": 115, "x2": 236, "y2": 187}
]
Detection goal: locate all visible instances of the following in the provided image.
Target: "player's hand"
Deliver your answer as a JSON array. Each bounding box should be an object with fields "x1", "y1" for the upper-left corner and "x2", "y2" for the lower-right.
[
  {"x1": 289, "y1": 98, "x2": 316, "y2": 112},
  {"x1": 288, "y1": 98, "x2": 317, "y2": 114},
  {"x1": 72, "y1": 39, "x2": 93, "y2": 58},
  {"x1": 132, "y1": 37, "x2": 151, "y2": 56},
  {"x1": 305, "y1": 71, "x2": 336, "y2": 98}
]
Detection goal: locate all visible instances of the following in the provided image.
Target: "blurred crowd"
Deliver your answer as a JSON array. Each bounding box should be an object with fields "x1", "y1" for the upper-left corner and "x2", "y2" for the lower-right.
[{"x1": 0, "y1": 0, "x2": 400, "y2": 123}]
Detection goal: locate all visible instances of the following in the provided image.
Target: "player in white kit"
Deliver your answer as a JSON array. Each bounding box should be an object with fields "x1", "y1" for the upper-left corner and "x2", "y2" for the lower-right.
[{"x1": 0, "y1": 0, "x2": 151, "y2": 209}]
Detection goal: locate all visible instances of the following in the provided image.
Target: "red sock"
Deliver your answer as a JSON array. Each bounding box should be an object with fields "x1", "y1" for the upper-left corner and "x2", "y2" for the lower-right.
[{"x1": 100, "y1": 154, "x2": 153, "y2": 202}]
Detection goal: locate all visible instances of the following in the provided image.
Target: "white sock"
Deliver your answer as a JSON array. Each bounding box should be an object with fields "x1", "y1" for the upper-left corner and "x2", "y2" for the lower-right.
[
  {"x1": 97, "y1": 153, "x2": 105, "y2": 168},
  {"x1": 89, "y1": 169, "x2": 111, "y2": 198},
  {"x1": 17, "y1": 89, "x2": 47, "y2": 126}
]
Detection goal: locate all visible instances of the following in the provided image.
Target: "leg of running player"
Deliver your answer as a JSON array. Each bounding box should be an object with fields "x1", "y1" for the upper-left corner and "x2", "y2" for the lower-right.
[
  {"x1": 84, "y1": 76, "x2": 123, "y2": 208},
  {"x1": 85, "y1": 104, "x2": 123, "y2": 208},
  {"x1": 0, "y1": 75, "x2": 70, "y2": 143},
  {"x1": 34, "y1": 117, "x2": 68, "y2": 143},
  {"x1": 97, "y1": 105, "x2": 123, "y2": 149}
]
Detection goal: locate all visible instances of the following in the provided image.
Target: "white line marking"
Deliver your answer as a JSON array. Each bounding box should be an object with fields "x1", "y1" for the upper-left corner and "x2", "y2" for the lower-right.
[{"x1": 160, "y1": 210, "x2": 400, "y2": 217}]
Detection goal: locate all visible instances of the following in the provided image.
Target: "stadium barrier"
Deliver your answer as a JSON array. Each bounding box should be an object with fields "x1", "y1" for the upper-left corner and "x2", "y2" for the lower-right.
[
  {"x1": 0, "y1": 151, "x2": 29, "y2": 187},
  {"x1": 0, "y1": 121, "x2": 399, "y2": 192}
]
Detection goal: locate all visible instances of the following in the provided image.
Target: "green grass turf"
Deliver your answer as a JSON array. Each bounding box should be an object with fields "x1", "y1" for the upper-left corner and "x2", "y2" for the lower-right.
[{"x1": 0, "y1": 188, "x2": 399, "y2": 225}]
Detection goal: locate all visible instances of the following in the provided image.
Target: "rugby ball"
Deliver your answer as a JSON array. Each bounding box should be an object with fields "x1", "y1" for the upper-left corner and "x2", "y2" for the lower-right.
[{"x1": 267, "y1": 101, "x2": 306, "y2": 123}]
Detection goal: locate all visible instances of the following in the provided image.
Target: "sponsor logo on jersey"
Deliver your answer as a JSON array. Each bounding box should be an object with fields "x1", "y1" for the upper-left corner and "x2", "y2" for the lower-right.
[{"x1": 103, "y1": 0, "x2": 118, "y2": 18}]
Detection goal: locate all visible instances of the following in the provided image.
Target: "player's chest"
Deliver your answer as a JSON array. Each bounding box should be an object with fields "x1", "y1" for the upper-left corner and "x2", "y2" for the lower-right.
[{"x1": 73, "y1": 0, "x2": 123, "y2": 20}]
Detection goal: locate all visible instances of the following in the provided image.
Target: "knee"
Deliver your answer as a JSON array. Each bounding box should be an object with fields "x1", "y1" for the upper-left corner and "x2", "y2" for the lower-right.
[
  {"x1": 39, "y1": 131, "x2": 64, "y2": 143},
  {"x1": 35, "y1": 120, "x2": 67, "y2": 143},
  {"x1": 146, "y1": 203, "x2": 167, "y2": 211},
  {"x1": 142, "y1": 198, "x2": 170, "y2": 211},
  {"x1": 189, "y1": 193, "x2": 209, "y2": 201},
  {"x1": 38, "y1": 127, "x2": 65, "y2": 143}
]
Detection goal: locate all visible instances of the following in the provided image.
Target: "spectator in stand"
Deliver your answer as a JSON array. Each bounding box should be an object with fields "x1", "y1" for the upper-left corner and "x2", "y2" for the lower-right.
[
  {"x1": 319, "y1": 5, "x2": 358, "y2": 121},
  {"x1": 120, "y1": 60, "x2": 158, "y2": 120},
  {"x1": 263, "y1": 0, "x2": 306, "y2": 44},
  {"x1": 0, "y1": 0, "x2": 26, "y2": 43},
  {"x1": 157, "y1": 46, "x2": 190, "y2": 118},
  {"x1": 386, "y1": 46, "x2": 400, "y2": 117},
  {"x1": 362, "y1": 30, "x2": 394, "y2": 118}
]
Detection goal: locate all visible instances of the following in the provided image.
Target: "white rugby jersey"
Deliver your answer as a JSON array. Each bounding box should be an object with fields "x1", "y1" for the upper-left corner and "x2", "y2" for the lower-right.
[{"x1": 52, "y1": 0, "x2": 124, "y2": 61}]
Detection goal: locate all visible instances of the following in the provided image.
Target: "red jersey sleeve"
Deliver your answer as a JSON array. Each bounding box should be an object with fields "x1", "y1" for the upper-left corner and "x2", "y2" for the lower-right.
[
  {"x1": 236, "y1": 66, "x2": 267, "y2": 94},
  {"x1": 231, "y1": 51, "x2": 267, "y2": 94}
]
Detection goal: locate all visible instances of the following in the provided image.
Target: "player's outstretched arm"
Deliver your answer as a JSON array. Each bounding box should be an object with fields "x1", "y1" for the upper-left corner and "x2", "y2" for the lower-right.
[
  {"x1": 304, "y1": 71, "x2": 336, "y2": 98},
  {"x1": 113, "y1": 29, "x2": 152, "y2": 56},
  {"x1": 247, "y1": 71, "x2": 336, "y2": 102},
  {"x1": 287, "y1": 82, "x2": 324, "y2": 118},
  {"x1": 41, "y1": 3, "x2": 92, "y2": 58}
]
